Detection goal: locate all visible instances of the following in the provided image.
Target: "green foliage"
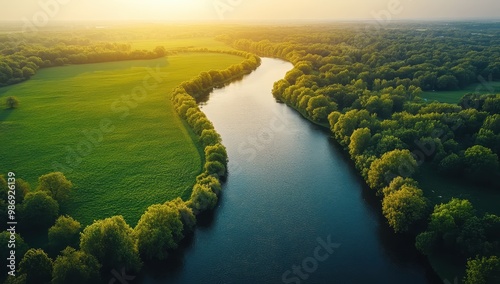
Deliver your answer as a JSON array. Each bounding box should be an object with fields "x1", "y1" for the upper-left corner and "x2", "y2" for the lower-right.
[
  {"x1": 464, "y1": 256, "x2": 500, "y2": 284},
  {"x1": 367, "y1": 149, "x2": 418, "y2": 193},
  {"x1": 187, "y1": 184, "x2": 218, "y2": 214},
  {"x1": 80, "y1": 215, "x2": 142, "y2": 272},
  {"x1": 382, "y1": 184, "x2": 428, "y2": 232},
  {"x1": 463, "y1": 145, "x2": 499, "y2": 184},
  {"x1": 19, "y1": 248, "x2": 53, "y2": 284},
  {"x1": 134, "y1": 203, "x2": 184, "y2": 260},
  {"x1": 37, "y1": 172, "x2": 72, "y2": 204},
  {"x1": 52, "y1": 247, "x2": 101, "y2": 284},
  {"x1": 167, "y1": 197, "x2": 196, "y2": 232},
  {"x1": 5, "y1": 96, "x2": 19, "y2": 109},
  {"x1": 348, "y1": 128, "x2": 371, "y2": 157},
  {"x1": 381, "y1": 176, "x2": 419, "y2": 197},
  {"x1": 48, "y1": 215, "x2": 81, "y2": 253},
  {"x1": 415, "y1": 231, "x2": 438, "y2": 256},
  {"x1": 20, "y1": 191, "x2": 59, "y2": 231},
  {"x1": 429, "y1": 198, "x2": 475, "y2": 233}
]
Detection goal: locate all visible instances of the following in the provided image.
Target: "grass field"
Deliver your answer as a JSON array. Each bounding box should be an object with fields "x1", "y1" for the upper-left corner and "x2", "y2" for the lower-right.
[
  {"x1": 0, "y1": 52, "x2": 244, "y2": 226},
  {"x1": 420, "y1": 81, "x2": 500, "y2": 104}
]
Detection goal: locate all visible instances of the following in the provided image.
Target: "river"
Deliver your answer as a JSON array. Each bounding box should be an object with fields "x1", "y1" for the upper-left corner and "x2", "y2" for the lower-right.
[{"x1": 141, "y1": 58, "x2": 441, "y2": 283}]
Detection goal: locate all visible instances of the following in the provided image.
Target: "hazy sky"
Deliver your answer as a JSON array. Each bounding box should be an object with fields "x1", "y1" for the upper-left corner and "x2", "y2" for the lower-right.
[{"x1": 1, "y1": 0, "x2": 500, "y2": 22}]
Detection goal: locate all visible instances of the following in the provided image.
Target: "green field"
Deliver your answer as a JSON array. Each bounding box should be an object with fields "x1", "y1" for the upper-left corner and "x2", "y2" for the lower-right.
[
  {"x1": 0, "y1": 52, "x2": 244, "y2": 226},
  {"x1": 420, "y1": 81, "x2": 500, "y2": 103}
]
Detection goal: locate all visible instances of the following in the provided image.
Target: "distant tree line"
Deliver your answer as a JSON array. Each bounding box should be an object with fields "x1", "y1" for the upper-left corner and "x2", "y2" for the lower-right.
[
  {"x1": 219, "y1": 23, "x2": 500, "y2": 283},
  {"x1": 0, "y1": 33, "x2": 168, "y2": 87}
]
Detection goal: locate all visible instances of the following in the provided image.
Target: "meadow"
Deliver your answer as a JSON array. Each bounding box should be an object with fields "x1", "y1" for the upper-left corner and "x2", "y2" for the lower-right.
[
  {"x1": 0, "y1": 52, "x2": 244, "y2": 226},
  {"x1": 420, "y1": 81, "x2": 500, "y2": 103}
]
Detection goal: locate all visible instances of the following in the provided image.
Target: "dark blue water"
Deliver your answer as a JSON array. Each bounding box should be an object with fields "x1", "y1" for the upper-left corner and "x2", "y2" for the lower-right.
[{"x1": 141, "y1": 58, "x2": 439, "y2": 284}]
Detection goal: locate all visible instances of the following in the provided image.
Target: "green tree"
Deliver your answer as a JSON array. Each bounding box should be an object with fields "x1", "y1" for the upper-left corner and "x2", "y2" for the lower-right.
[
  {"x1": 187, "y1": 183, "x2": 217, "y2": 214},
  {"x1": 200, "y1": 129, "x2": 221, "y2": 148},
  {"x1": 429, "y1": 198, "x2": 475, "y2": 233},
  {"x1": 367, "y1": 149, "x2": 418, "y2": 193},
  {"x1": 20, "y1": 191, "x2": 59, "y2": 231},
  {"x1": 382, "y1": 185, "x2": 428, "y2": 232},
  {"x1": 80, "y1": 215, "x2": 141, "y2": 272},
  {"x1": 6, "y1": 96, "x2": 19, "y2": 109},
  {"x1": 19, "y1": 248, "x2": 53, "y2": 284},
  {"x1": 415, "y1": 231, "x2": 438, "y2": 255},
  {"x1": 381, "y1": 176, "x2": 419, "y2": 196},
  {"x1": 167, "y1": 197, "x2": 196, "y2": 232},
  {"x1": 134, "y1": 203, "x2": 184, "y2": 260},
  {"x1": 37, "y1": 172, "x2": 73, "y2": 203},
  {"x1": 52, "y1": 247, "x2": 101, "y2": 284},
  {"x1": 348, "y1": 128, "x2": 371, "y2": 157},
  {"x1": 48, "y1": 215, "x2": 81, "y2": 253},
  {"x1": 464, "y1": 256, "x2": 500, "y2": 284},
  {"x1": 463, "y1": 145, "x2": 499, "y2": 184}
]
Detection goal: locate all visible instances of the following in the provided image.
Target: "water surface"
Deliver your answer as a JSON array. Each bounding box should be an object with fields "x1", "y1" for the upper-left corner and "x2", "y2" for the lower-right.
[{"x1": 142, "y1": 58, "x2": 440, "y2": 284}]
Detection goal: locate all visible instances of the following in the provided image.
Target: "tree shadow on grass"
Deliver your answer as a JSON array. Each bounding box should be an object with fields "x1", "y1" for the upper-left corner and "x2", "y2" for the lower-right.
[{"x1": 0, "y1": 108, "x2": 15, "y2": 121}]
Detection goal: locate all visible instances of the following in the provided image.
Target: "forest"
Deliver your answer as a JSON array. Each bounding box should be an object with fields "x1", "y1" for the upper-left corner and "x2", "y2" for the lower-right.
[{"x1": 216, "y1": 22, "x2": 500, "y2": 283}]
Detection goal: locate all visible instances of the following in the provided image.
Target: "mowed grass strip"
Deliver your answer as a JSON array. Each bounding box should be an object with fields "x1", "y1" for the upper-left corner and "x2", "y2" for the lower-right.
[{"x1": 0, "y1": 52, "x2": 244, "y2": 226}]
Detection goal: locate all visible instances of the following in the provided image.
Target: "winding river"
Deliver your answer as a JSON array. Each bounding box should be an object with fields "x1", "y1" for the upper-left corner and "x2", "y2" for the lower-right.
[{"x1": 142, "y1": 58, "x2": 440, "y2": 283}]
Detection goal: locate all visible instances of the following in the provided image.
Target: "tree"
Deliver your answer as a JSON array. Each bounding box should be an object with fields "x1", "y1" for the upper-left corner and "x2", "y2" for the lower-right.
[
  {"x1": 367, "y1": 149, "x2": 418, "y2": 193},
  {"x1": 438, "y1": 153, "x2": 463, "y2": 176},
  {"x1": 463, "y1": 145, "x2": 499, "y2": 184},
  {"x1": 37, "y1": 172, "x2": 72, "y2": 203},
  {"x1": 348, "y1": 128, "x2": 371, "y2": 157},
  {"x1": 153, "y1": 46, "x2": 166, "y2": 57},
  {"x1": 167, "y1": 197, "x2": 196, "y2": 232},
  {"x1": 19, "y1": 249, "x2": 53, "y2": 284},
  {"x1": 20, "y1": 191, "x2": 59, "y2": 231},
  {"x1": 200, "y1": 129, "x2": 221, "y2": 148},
  {"x1": 187, "y1": 183, "x2": 218, "y2": 214},
  {"x1": 134, "y1": 203, "x2": 184, "y2": 260},
  {"x1": 52, "y1": 247, "x2": 101, "y2": 284},
  {"x1": 415, "y1": 231, "x2": 438, "y2": 255},
  {"x1": 381, "y1": 176, "x2": 419, "y2": 197},
  {"x1": 80, "y1": 215, "x2": 141, "y2": 272},
  {"x1": 21, "y1": 66, "x2": 35, "y2": 78},
  {"x1": 382, "y1": 185, "x2": 428, "y2": 232},
  {"x1": 429, "y1": 198, "x2": 475, "y2": 233},
  {"x1": 5, "y1": 96, "x2": 19, "y2": 109},
  {"x1": 48, "y1": 215, "x2": 81, "y2": 253},
  {"x1": 464, "y1": 256, "x2": 500, "y2": 284}
]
